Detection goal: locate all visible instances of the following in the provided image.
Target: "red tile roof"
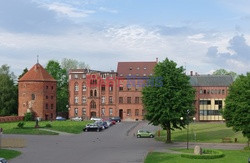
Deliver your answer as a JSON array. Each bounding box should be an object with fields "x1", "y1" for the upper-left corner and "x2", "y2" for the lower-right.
[
  {"x1": 19, "y1": 63, "x2": 56, "y2": 82},
  {"x1": 117, "y1": 61, "x2": 157, "y2": 77}
]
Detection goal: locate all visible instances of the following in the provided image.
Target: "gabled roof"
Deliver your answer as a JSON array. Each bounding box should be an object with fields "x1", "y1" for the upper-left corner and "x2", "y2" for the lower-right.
[
  {"x1": 189, "y1": 75, "x2": 233, "y2": 87},
  {"x1": 117, "y1": 61, "x2": 157, "y2": 77},
  {"x1": 19, "y1": 63, "x2": 56, "y2": 82}
]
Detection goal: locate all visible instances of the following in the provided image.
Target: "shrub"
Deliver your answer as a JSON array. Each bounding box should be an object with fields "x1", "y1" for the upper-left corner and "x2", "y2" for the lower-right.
[
  {"x1": 24, "y1": 112, "x2": 34, "y2": 121},
  {"x1": 17, "y1": 122, "x2": 25, "y2": 128},
  {"x1": 244, "y1": 146, "x2": 250, "y2": 150},
  {"x1": 45, "y1": 124, "x2": 52, "y2": 128},
  {"x1": 181, "y1": 149, "x2": 224, "y2": 159}
]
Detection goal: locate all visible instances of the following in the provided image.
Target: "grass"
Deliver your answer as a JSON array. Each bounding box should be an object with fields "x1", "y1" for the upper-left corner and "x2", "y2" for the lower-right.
[
  {"x1": 0, "y1": 149, "x2": 21, "y2": 160},
  {"x1": 145, "y1": 149, "x2": 250, "y2": 163},
  {"x1": 155, "y1": 122, "x2": 248, "y2": 143},
  {"x1": 0, "y1": 120, "x2": 93, "y2": 135}
]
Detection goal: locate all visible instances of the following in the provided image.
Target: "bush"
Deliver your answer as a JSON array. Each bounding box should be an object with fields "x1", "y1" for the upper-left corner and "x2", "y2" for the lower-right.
[
  {"x1": 181, "y1": 149, "x2": 224, "y2": 159},
  {"x1": 244, "y1": 146, "x2": 250, "y2": 150},
  {"x1": 45, "y1": 124, "x2": 52, "y2": 128},
  {"x1": 17, "y1": 122, "x2": 25, "y2": 128},
  {"x1": 24, "y1": 112, "x2": 34, "y2": 121}
]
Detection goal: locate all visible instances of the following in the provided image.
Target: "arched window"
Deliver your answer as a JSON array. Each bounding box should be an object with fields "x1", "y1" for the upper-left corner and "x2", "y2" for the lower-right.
[
  {"x1": 31, "y1": 94, "x2": 36, "y2": 100},
  {"x1": 82, "y1": 84, "x2": 86, "y2": 91},
  {"x1": 94, "y1": 90, "x2": 97, "y2": 97},
  {"x1": 75, "y1": 83, "x2": 79, "y2": 91},
  {"x1": 90, "y1": 100, "x2": 96, "y2": 109},
  {"x1": 90, "y1": 90, "x2": 93, "y2": 97}
]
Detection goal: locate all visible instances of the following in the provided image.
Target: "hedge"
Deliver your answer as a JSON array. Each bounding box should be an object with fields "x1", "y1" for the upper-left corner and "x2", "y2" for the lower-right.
[{"x1": 181, "y1": 149, "x2": 225, "y2": 159}]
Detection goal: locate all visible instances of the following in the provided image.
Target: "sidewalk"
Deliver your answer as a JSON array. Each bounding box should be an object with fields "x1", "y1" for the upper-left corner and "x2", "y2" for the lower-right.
[{"x1": 39, "y1": 128, "x2": 73, "y2": 136}]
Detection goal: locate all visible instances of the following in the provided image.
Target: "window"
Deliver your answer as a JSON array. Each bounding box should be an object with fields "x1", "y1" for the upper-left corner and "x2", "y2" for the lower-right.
[
  {"x1": 82, "y1": 85, "x2": 86, "y2": 91},
  {"x1": 31, "y1": 94, "x2": 35, "y2": 100},
  {"x1": 119, "y1": 85, "x2": 123, "y2": 91},
  {"x1": 101, "y1": 96, "x2": 105, "y2": 104},
  {"x1": 207, "y1": 89, "x2": 210, "y2": 94},
  {"x1": 142, "y1": 109, "x2": 145, "y2": 116},
  {"x1": 74, "y1": 74, "x2": 78, "y2": 79},
  {"x1": 46, "y1": 103, "x2": 48, "y2": 109},
  {"x1": 51, "y1": 104, "x2": 54, "y2": 109},
  {"x1": 129, "y1": 67, "x2": 132, "y2": 70},
  {"x1": 90, "y1": 100, "x2": 96, "y2": 109},
  {"x1": 82, "y1": 108, "x2": 86, "y2": 115},
  {"x1": 127, "y1": 97, "x2": 131, "y2": 104},
  {"x1": 101, "y1": 108, "x2": 105, "y2": 116},
  {"x1": 109, "y1": 96, "x2": 113, "y2": 104},
  {"x1": 203, "y1": 90, "x2": 206, "y2": 94},
  {"x1": 74, "y1": 108, "x2": 78, "y2": 116},
  {"x1": 136, "y1": 73, "x2": 139, "y2": 76},
  {"x1": 94, "y1": 90, "x2": 97, "y2": 97},
  {"x1": 82, "y1": 96, "x2": 86, "y2": 104},
  {"x1": 46, "y1": 86, "x2": 49, "y2": 89},
  {"x1": 215, "y1": 100, "x2": 223, "y2": 109},
  {"x1": 82, "y1": 74, "x2": 86, "y2": 79},
  {"x1": 135, "y1": 97, "x2": 140, "y2": 104},
  {"x1": 75, "y1": 84, "x2": 79, "y2": 91},
  {"x1": 200, "y1": 110, "x2": 220, "y2": 116},
  {"x1": 127, "y1": 109, "x2": 131, "y2": 116},
  {"x1": 222, "y1": 89, "x2": 225, "y2": 95},
  {"x1": 46, "y1": 96, "x2": 48, "y2": 99},
  {"x1": 137, "y1": 67, "x2": 140, "y2": 70},
  {"x1": 135, "y1": 109, "x2": 139, "y2": 116},
  {"x1": 199, "y1": 100, "x2": 211, "y2": 105},
  {"x1": 119, "y1": 97, "x2": 123, "y2": 104},
  {"x1": 211, "y1": 89, "x2": 214, "y2": 94},
  {"x1": 90, "y1": 90, "x2": 93, "y2": 97},
  {"x1": 143, "y1": 74, "x2": 146, "y2": 76},
  {"x1": 109, "y1": 84, "x2": 113, "y2": 92},
  {"x1": 127, "y1": 84, "x2": 131, "y2": 91},
  {"x1": 101, "y1": 74, "x2": 106, "y2": 79},
  {"x1": 51, "y1": 96, "x2": 53, "y2": 99},
  {"x1": 51, "y1": 86, "x2": 54, "y2": 90},
  {"x1": 74, "y1": 96, "x2": 79, "y2": 104},
  {"x1": 135, "y1": 84, "x2": 140, "y2": 91},
  {"x1": 199, "y1": 89, "x2": 203, "y2": 94},
  {"x1": 109, "y1": 108, "x2": 113, "y2": 116},
  {"x1": 143, "y1": 67, "x2": 147, "y2": 70},
  {"x1": 218, "y1": 89, "x2": 221, "y2": 94},
  {"x1": 101, "y1": 85, "x2": 105, "y2": 91}
]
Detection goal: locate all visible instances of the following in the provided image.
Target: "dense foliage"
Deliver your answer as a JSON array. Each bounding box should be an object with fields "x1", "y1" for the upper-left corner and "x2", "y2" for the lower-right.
[
  {"x1": 223, "y1": 73, "x2": 250, "y2": 146},
  {"x1": 142, "y1": 58, "x2": 195, "y2": 142}
]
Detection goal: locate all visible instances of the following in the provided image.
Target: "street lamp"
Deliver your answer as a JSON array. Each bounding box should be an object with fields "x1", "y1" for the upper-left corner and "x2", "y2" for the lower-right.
[{"x1": 180, "y1": 109, "x2": 190, "y2": 150}]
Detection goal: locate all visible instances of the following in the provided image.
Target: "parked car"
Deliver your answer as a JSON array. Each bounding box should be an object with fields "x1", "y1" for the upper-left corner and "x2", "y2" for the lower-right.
[
  {"x1": 90, "y1": 117, "x2": 102, "y2": 121},
  {"x1": 136, "y1": 130, "x2": 154, "y2": 138},
  {"x1": 83, "y1": 123, "x2": 103, "y2": 132},
  {"x1": 56, "y1": 116, "x2": 66, "y2": 121},
  {"x1": 110, "y1": 117, "x2": 121, "y2": 122},
  {"x1": 71, "y1": 117, "x2": 82, "y2": 121},
  {"x1": 0, "y1": 158, "x2": 8, "y2": 163}
]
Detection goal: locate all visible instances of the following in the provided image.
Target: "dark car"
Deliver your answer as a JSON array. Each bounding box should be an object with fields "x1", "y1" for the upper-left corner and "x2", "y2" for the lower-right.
[
  {"x1": 110, "y1": 117, "x2": 121, "y2": 122},
  {"x1": 0, "y1": 158, "x2": 8, "y2": 163},
  {"x1": 83, "y1": 123, "x2": 103, "y2": 132}
]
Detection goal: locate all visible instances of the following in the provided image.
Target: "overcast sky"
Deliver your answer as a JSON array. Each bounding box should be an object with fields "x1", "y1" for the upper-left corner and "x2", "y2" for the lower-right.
[{"x1": 0, "y1": 0, "x2": 250, "y2": 76}]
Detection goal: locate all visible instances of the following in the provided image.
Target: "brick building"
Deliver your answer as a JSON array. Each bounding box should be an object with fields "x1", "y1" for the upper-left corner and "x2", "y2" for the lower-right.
[
  {"x1": 190, "y1": 74, "x2": 233, "y2": 121},
  {"x1": 18, "y1": 63, "x2": 57, "y2": 120},
  {"x1": 68, "y1": 61, "x2": 233, "y2": 122}
]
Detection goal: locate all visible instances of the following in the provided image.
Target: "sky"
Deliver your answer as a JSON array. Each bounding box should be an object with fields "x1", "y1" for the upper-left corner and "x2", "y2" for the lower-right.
[{"x1": 0, "y1": 0, "x2": 250, "y2": 76}]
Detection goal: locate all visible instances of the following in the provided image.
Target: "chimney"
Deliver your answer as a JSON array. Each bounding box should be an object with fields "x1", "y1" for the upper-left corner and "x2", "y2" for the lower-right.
[
  {"x1": 156, "y1": 57, "x2": 158, "y2": 62},
  {"x1": 190, "y1": 71, "x2": 193, "y2": 76}
]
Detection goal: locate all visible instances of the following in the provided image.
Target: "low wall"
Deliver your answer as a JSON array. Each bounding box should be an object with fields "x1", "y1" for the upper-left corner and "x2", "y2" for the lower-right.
[{"x1": 0, "y1": 116, "x2": 24, "y2": 122}]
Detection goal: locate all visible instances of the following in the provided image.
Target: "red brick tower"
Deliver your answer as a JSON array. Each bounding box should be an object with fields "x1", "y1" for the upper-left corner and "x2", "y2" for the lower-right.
[{"x1": 18, "y1": 63, "x2": 57, "y2": 120}]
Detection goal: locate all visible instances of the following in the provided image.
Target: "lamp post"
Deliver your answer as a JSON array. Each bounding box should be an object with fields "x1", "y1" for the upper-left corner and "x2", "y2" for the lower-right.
[
  {"x1": 180, "y1": 109, "x2": 190, "y2": 150},
  {"x1": 193, "y1": 117, "x2": 196, "y2": 142}
]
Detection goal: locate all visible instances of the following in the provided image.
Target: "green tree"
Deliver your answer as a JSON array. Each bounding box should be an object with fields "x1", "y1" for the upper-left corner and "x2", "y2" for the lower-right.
[
  {"x1": 45, "y1": 60, "x2": 68, "y2": 113},
  {"x1": 61, "y1": 58, "x2": 89, "y2": 71},
  {"x1": 213, "y1": 69, "x2": 237, "y2": 80},
  {"x1": 18, "y1": 68, "x2": 28, "y2": 79},
  {"x1": 0, "y1": 64, "x2": 18, "y2": 116},
  {"x1": 142, "y1": 58, "x2": 195, "y2": 143},
  {"x1": 223, "y1": 73, "x2": 250, "y2": 147}
]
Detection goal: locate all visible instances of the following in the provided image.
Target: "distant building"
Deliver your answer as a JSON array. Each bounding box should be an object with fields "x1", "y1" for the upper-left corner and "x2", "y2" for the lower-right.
[
  {"x1": 68, "y1": 61, "x2": 157, "y2": 121},
  {"x1": 190, "y1": 74, "x2": 233, "y2": 121},
  {"x1": 18, "y1": 63, "x2": 57, "y2": 120}
]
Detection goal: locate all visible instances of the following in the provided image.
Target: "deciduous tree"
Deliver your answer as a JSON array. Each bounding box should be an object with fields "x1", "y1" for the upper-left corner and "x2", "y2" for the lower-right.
[
  {"x1": 213, "y1": 69, "x2": 237, "y2": 80},
  {"x1": 142, "y1": 58, "x2": 195, "y2": 143},
  {"x1": 223, "y1": 73, "x2": 250, "y2": 147}
]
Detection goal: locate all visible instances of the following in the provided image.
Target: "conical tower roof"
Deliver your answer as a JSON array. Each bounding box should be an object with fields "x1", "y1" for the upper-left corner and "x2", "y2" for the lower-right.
[{"x1": 19, "y1": 63, "x2": 56, "y2": 82}]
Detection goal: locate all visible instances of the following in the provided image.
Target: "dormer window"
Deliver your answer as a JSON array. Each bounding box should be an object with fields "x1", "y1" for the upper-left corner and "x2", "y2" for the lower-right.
[{"x1": 82, "y1": 74, "x2": 86, "y2": 79}]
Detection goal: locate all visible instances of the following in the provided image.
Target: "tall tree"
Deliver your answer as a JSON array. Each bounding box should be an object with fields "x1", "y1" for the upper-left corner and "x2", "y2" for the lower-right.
[
  {"x1": 61, "y1": 58, "x2": 89, "y2": 71},
  {"x1": 213, "y1": 69, "x2": 237, "y2": 80},
  {"x1": 142, "y1": 58, "x2": 195, "y2": 143},
  {"x1": 45, "y1": 60, "x2": 68, "y2": 113},
  {"x1": 223, "y1": 73, "x2": 250, "y2": 147},
  {"x1": 0, "y1": 64, "x2": 18, "y2": 116}
]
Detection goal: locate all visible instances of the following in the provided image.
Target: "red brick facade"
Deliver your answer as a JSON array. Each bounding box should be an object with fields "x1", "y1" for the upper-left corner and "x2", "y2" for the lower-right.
[{"x1": 18, "y1": 63, "x2": 57, "y2": 120}]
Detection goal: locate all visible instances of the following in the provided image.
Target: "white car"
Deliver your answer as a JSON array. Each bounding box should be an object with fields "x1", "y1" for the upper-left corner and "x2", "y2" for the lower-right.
[
  {"x1": 71, "y1": 117, "x2": 83, "y2": 121},
  {"x1": 90, "y1": 117, "x2": 102, "y2": 121}
]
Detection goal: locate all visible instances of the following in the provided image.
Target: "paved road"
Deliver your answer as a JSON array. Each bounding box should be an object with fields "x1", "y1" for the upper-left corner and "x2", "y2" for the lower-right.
[{"x1": 8, "y1": 121, "x2": 246, "y2": 163}]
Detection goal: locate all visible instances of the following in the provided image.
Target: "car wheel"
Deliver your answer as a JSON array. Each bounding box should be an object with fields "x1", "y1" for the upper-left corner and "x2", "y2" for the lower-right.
[
  {"x1": 137, "y1": 135, "x2": 141, "y2": 138},
  {"x1": 85, "y1": 129, "x2": 88, "y2": 132},
  {"x1": 97, "y1": 129, "x2": 100, "y2": 132},
  {"x1": 150, "y1": 135, "x2": 154, "y2": 138}
]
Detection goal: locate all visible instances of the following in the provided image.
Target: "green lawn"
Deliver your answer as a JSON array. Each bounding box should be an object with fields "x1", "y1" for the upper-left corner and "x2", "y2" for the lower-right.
[
  {"x1": 0, "y1": 120, "x2": 92, "y2": 135},
  {"x1": 145, "y1": 149, "x2": 250, "y2": 163},
  {"x1": 0, "y1": 149, "x2": 21, "y2": 160},
  {"x1": 155, "y1": 122, "x2": 248, "y2": 143}
]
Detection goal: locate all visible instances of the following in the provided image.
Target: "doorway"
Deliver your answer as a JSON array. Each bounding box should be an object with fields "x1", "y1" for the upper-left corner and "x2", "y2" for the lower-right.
[
  {"x1": 90, "y1": 111, "x2": 96, "y2": 118},
  {"x1": 119, "y1": 109, "x2": 123, "y2": 119}
]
